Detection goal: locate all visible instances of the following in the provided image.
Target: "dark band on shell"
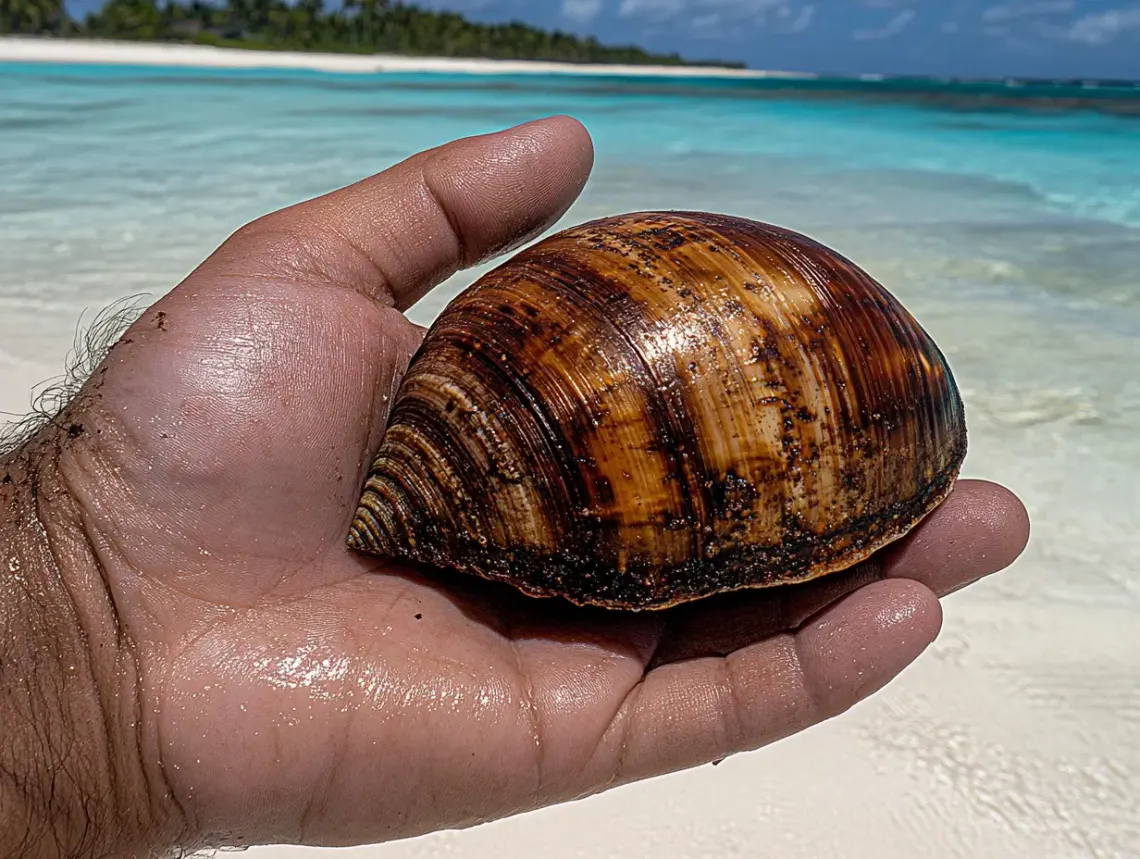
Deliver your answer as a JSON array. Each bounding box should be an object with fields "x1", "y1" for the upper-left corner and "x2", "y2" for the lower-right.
[{"x1": 349, "y1": 211, "x2": 967, "y2": 610}]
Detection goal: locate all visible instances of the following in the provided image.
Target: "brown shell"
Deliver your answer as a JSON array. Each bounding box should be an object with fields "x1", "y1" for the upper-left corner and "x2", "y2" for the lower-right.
[{"x1": 349, "y1": 212, "x2": 967, "y2": 610}]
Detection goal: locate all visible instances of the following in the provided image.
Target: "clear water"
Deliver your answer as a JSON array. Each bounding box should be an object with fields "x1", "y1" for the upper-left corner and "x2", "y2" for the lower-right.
[{"x1": 1, "y1": 61, "x2": 1139, "y2": 613}]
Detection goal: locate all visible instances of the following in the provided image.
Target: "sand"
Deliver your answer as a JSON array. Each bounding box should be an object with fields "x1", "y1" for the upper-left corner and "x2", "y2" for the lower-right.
[{"x1": 0, "y1": 36, "x2": 807, "y2": 79}]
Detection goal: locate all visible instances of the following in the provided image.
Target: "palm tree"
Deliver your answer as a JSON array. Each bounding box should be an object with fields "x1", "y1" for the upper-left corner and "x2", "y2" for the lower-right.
[
  {"x1": 60, "y1": 0, "x2": 733, "y2": 67},
  {"x1": 0, "y1": 0, "x2": 67, "y2": 34},
  {"x1": 341, "y1": 0, "x2": 390, "y2": 51},
  {"x1": 83, "y1": 0, "x2": 163, "y2": 39}
]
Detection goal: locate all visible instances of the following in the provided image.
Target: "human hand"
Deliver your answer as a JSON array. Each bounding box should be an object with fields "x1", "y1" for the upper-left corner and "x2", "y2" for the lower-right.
[{"x1": 0, "y1": 117, "x2": 1029, "y2": 859}]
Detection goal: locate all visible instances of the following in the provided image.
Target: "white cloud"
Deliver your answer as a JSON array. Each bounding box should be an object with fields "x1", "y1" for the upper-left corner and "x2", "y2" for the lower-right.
[
  {"x1": 561, "y1": 0, "x2": 604, "y2": 22},
  {"x1": 692, "y1": 0, "x2": 784, "y2": 14},
  {"x1": 980, "y1": 0, "x2": 1074, "y2": 24},
  {"x1": 618, "y1": 0, "x2": 685, "y2": 19},
  {"x1": 786, "y1": 2, "x2": 814, "y2": 32},
  {"x1": 853, "y1": 8, "x2": 915, "y2": 39},
  {"x1": 619, "y1": 0, "x2": 793, "y2": 19},
  {"x1": 696, "y1": 0, "x2": 777, "y2": 7},
  {"x1": 617, "y1": 0, "x2": 814, "y2": 31},
  {"x1": 417, "y1": 0, "x2": 503, "y2": 8},
  {"x1": 1064, "y1": 5, "x2": 1140, "y2": 44},
  {"x1": 707, "y1": 0, "x2": 811, "y2": 25}
]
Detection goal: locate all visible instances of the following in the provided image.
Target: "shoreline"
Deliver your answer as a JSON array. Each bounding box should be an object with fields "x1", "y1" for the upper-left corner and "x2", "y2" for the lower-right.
[{"x1": 0, "y1": 36, "x2": 809, "y2": 79}]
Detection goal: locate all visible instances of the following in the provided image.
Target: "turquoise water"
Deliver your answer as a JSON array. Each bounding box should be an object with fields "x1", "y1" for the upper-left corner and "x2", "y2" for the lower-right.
[{"x1": 2, "y1": 61, "x2": 1139, "y2": 610}]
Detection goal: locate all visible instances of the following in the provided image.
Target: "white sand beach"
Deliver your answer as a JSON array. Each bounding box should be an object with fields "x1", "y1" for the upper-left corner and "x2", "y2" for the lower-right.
[
  {"x1": 0, "y1": 35, "x2": 808, "y2": 78},
  {"x1": 1, "y1": 44, "x2": 1138, "y2": 859}
]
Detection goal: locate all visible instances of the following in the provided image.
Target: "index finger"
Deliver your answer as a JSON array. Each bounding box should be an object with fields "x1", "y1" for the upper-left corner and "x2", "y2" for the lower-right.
[{"x1": 648, "y1": 479, "x2": 1029, "y2": 666}]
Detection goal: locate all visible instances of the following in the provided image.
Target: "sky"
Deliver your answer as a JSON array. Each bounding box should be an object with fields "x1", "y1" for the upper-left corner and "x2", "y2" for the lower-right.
[{"x1": 407, "y1": 0, "x2": 1140, "y2": 79}]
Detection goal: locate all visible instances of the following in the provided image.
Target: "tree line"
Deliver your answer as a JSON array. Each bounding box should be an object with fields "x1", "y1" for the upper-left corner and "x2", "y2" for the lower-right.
[{"x1": 0, "y1": 0, "x2": 744, "y2": 67}]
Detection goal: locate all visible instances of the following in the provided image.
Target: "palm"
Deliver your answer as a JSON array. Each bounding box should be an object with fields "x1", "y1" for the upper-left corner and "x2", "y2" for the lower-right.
[
  {"x1": 91, "y1": 274, "x2": 656, "y2": 844},
  {"x1": 54, "y1": 118, "x2": 1029, "y2": 852}
]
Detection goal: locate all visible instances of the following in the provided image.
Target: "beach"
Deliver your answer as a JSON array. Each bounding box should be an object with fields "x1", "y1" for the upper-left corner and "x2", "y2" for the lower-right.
[
  {"x1": 2, "y1": 42, "x2": 1139, "y2": 859},
  {"x1": 0, "y1": 36, "x2": 805, "y2": 78}
]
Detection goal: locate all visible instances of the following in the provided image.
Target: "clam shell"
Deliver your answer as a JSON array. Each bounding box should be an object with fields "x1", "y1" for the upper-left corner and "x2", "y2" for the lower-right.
[{"x1": 349, "y1": 212, "x2": 966, "y2": 610}]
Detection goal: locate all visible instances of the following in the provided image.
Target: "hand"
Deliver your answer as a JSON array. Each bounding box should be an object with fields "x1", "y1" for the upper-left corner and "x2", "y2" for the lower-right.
[{"x1": 0, "y1": 117, "x2": 1029, "y2": 858}]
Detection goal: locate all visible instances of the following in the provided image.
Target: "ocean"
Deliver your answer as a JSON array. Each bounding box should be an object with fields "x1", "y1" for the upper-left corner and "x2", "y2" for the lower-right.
[{"x1": 1, "y1": 60, "x2": 1138, "y2": 857}]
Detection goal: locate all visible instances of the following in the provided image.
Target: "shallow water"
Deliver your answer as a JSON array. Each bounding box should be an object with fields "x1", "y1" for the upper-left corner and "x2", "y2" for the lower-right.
[{"x1": 1, "y1": 61, "x2": 1138, "y2": 857}]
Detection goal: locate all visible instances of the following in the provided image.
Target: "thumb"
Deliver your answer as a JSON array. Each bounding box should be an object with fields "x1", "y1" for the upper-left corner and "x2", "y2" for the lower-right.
[
  {"x1": 188, "y1": 114, "x2": 595, "y2": 310},
  {"x1": 19, "y1": 116, "x2": 595, "y2": 573}
]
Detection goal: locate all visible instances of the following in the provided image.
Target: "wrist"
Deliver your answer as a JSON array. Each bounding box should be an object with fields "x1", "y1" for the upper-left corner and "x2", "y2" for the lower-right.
[{"x1": 0, "y1": 436, "x2": 184, "y2": 859}]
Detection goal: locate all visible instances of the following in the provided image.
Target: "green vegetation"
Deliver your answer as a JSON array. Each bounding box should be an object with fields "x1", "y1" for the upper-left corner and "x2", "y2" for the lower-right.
[
  {"x1": 0, "y1": 0, "x2": 745, "y2": 67},
  {"x1": 2, "y1": 0, "x2": 67, "y2": 35}
]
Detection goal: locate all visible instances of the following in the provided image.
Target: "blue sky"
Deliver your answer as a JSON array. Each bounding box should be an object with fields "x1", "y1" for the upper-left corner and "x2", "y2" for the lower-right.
[{"x1": 408, "y1": 0, "x2": 1140, "y2": 79}]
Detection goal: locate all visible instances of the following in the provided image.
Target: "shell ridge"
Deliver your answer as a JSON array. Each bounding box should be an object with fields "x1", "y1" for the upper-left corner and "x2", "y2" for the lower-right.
[
  {"x1": 696, "y1": 218, "x2": 831, "y2": 539},
  {"x1": 426, "y1": 319, "x2": 590, "y2": 554},
  {"x1": 689, "y1": 217, "x2": 859, "y2": 546},
  {"x1": 616, "y1": 218, "x2": 783, "y2": 557},
  {"x1": 520, "y1": 239, "x2": 725, "y2": 574},
  {"x1": 369, "y1": 391, "x2": 494, "y2": 558}
]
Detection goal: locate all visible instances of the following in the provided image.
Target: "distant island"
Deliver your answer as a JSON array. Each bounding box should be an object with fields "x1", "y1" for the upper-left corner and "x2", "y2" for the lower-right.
[{"x1": 0, "y1": 0, "x2": 745, "y2": 68}]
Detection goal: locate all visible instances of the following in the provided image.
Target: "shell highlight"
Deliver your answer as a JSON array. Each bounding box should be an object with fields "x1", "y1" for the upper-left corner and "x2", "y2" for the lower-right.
[{"x1": 349, "y1": 212, "x2": 967, "y2": 610}]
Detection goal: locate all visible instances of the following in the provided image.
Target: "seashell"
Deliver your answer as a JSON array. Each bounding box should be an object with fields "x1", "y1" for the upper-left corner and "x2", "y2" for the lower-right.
[{"x1": 348, "y1": 212, "x2": 966, "y2": 610}]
